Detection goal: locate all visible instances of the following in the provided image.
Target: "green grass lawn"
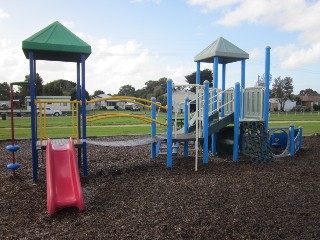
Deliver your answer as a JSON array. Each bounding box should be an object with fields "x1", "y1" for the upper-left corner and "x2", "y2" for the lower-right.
[
  {"x1": 269, "y1": 122, "x2": 320, "y2": 136},
  {"x1": 0, "y1": 110, "x2": 167, "y2": 139},
  {"x1": 0, "y1": 110, "x2": 167, "y2": 128},
  {"x1": 0, "y1": 111, "x2": 319, "y2": 139},
  {"x1": 269, "y1": 111, "x2": 320, "y2": 121}
]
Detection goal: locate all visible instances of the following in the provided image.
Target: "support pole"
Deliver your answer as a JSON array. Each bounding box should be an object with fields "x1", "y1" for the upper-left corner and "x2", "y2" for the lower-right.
[
  {"x1": 166, "y1": 79, "x2": 173, "y2": 168},
  {"x1": 213, "y1": 57, "x2": 218, "y2": 111},
  {"x1": 196, "y1": 62, "x2": 200, "y2": 84},
  {"x1": 34, "y1": 61, "x2": 37, "y2": 140},
  {"x1": 211, "y1": 56, "x2": 219, "y2": 155},
  {"x1": 81, "y1": 54, "x2": 87, "y2": 176},
  {"x1": 77, "y1": 62, "x2": 82, "y2": 167},
  {"x1": 289, "y1": 124, "x2": 295, "y2": 156},
  {"x1": 183, "y1": 98, "x2": 189, "y2": 157},
  {"x1": 203, "y1": 80, "x2": 209, "y2": 164},
  {"x1": 221, "y1": 64, "x2": 226, "y2": 118},
  {"x1": 151, "y1": 97, "x2": 157, "y2": 159},
  {"x1": 241, "y1": 59, "x2": 246, "y2": 119},
  {"x1": 298, "y1": 126, "x2": 303, "y2": 150},
  {"x1": 233, "y1": 82, "x2": 240, "y2": 162},
  {"x1": 29, "y1": 52, "x2": 38, "y2": 182},
  {"x1": 9, "y1": 85, "x2": 16, "y2": 176},
  {"x1": 264, "y1": 47, "x2": 271, "y2": 132}
]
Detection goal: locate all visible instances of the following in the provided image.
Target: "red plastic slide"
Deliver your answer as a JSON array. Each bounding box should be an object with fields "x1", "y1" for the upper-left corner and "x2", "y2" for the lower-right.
[{"x1": 46, "y1": 138, "x2": 85, "y2": 215}]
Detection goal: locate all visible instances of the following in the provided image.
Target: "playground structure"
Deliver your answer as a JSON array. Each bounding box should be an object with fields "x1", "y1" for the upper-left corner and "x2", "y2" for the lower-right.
[
  {"x1": 17, "y1": 22, "x2": 303, "y2": 214},
  {"x1": 158, "y1": 38, "x2": 303, "y2": 169}
]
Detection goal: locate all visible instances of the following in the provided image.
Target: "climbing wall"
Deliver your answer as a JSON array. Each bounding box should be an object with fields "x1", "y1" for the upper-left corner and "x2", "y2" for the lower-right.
[{"x1": 241, "y1": 121, "x2": 274, "y2": 163}]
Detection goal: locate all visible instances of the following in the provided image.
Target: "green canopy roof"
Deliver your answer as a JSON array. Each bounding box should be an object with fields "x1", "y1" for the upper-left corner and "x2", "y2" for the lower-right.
[
  {"x1": 22, "y1": 21, "x2": 91, "y2": 62},
  {"x1": 194, "y1": 37, "x2": 249, "y2": 64}
]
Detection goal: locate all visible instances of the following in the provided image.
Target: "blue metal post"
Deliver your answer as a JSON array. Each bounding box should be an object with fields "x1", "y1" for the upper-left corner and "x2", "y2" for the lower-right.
[
  {"x1": 212, "y1": 57, "x2": 219, "y2": 155},
  {"x1": 289, "y1": 124, "x2": 295, "y2": 156},
  {"x1": 264, "y1": 47, "x2": 271, "y2": 131},
  {"x1": 221, "y1": 64, "x2": 226, "y2": 118},
  {"x1": 298, "y1": 126, "x2": 303, "y2": 150},
  {"x1": 166, "y1": 79, "x2": 173, "y2": 168},
  {"x1": 151, "y1": 97, "x2": 157, "y2": 159},
  {"x1": 241, "y1": 59, "x2": 246, "y2": 119},
  {"x1": 81, "y1": 55, "x2": 87, "y2": 176},
  {"x1": 213, "y1": 57, "x2": 219, "y2": 111},
  {"x1": 29, "y1": 52, "x2": 38, "y2": 182},
  {"x1": 233, "y1": 83, "x2": 240, "y2": 162},
  {"x1": 196, "y1": 62, "x2": 200, "y2": 84},
  {"x1": 77, "y1": 62, "x2": 81, "y2": 167},
  {"x1": 183, "y1": 98, "x2": 189, "y2": 157},
  {"x1": 203, "y1": 80, "x2": 209, "y2": 164},
  {"x1": 34, "y1": 61, "x2": 37, "y2": 139}
]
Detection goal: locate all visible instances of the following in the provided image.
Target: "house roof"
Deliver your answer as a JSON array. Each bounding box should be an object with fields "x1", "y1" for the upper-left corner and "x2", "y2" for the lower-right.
[
  {"x1": 194, "y1": 37, "x2": 249, "y2": 64},
  {"x1": 91, "y1": 94, "x2": 123, "y2": 102},
  {"x1": 269, "y1": 98, "x2": 295, "y2": 103},
  {"x1": 96, "y1": 94, "x2": 111, "y2": 98},
  {"x1": 22, "y1": 21, "x2": 91, "y2": 62},
  {"x1": 299, "y1": 95, "x2": 320, "y2": 102}
]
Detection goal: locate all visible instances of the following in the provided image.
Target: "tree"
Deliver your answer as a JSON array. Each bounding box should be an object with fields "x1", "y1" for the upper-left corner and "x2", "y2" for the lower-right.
[
  {"x1": 299, "y1": 88, "x2": 319, "y2": 96},
  {"x1": 43, "y1": 79, "x2": 76, "y2": 96},
  {"x1": 185, "y1": 69, "x2": 213, "y2": 92},
  {"x1": 143, "y1": 77, "x2": 167, "y2": 98},
  {"x1": 292, "y1": 95, "x2": 302, "y2": 105},
  {"x1": 18, "y1": 73, "x2": 44, "y2": 106},
  {"x1": 270, "y1": 76, "x2": 294, "y2": 112},
  {"x1": 0, "y1": 82, "x2": 10, "y2": 100},
  {"x1": 43, "y1": 82, "x2": 63, "y2": 96},
  {"x1": 70, "y1": 88, "x2": 90, "y2": 101},
  {"x1": 118, "y1": 84, "x2": 136, "y2": 96},
  {"x1": 93, "y1": 90, "x2": 105, "y2": 96}
]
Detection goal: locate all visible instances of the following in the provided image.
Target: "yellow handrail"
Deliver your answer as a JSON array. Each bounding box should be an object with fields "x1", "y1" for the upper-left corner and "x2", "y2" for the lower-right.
[
  {"x1": 36, "y1": 100, "x2": 80, "y2": 142},
  {"x1": 35, "y1": 97, "x2": 166, "y2": 142}
]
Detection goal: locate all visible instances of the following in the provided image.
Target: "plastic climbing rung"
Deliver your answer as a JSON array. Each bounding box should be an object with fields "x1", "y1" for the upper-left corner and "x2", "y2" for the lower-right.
[
  {"x1": 7, "y1": 163, "x2": 21, "y2": 170},
  {"x1": 6, "y1": 145, "x2": 20, "y2": 152}
]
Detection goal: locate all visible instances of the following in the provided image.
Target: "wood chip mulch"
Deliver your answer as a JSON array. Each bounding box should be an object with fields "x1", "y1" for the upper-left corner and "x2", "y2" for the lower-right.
[{"x1": 0, "y1": 136, "x2": 319, "y2": 239}]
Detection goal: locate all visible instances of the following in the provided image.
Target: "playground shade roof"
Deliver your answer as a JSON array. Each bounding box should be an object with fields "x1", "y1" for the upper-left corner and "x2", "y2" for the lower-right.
[
  {"x1": 194, "y1": 37, "x2": 249, "y2": 64},
  {"x1": 22, "y1": 21, "x2": 91, "y2": 62}
]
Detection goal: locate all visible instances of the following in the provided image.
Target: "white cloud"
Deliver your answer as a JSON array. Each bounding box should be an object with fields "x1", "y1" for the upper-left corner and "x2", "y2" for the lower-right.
[
  {"x1": 0, "y1": 8, "x2": 9, "y2": 20},
  {"x1": 83, "y1": 36, "x2": 193, "y2": 94},
  {"x1": 187, "y1": 0, "x2": 320, "y2": 69},
  {"x1": 0, "y1": 30, "x2": 194, "y2": 96},
  {"x1": 0, "y1": 40, "x2": 28, "y2": 84},
  {"x1": 249, "y1": 48, "x2": 264, "y2": 60},
  {"x1": 274, "y1": 43, "x2": 320, "y2": 69}
]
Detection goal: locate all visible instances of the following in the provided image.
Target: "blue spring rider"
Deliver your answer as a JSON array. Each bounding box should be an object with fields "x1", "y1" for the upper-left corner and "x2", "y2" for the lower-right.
[{"x1": 5, "y1": 82, "x2": 23, "y2": 175}]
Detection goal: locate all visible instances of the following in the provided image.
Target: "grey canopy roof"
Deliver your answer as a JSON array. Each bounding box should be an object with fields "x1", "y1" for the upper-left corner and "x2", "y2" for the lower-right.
[{"x1": 194, "y1": 37, "x2": 249, "y2": 64}]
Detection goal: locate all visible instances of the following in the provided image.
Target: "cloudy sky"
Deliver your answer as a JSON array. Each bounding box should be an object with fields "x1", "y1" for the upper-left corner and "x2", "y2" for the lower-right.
[{"x1": 0, "y1": 0, "x2": 319, "y2": 95}]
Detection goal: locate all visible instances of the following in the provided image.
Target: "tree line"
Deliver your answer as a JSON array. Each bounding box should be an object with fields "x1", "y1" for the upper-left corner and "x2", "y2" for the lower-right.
[
  {"x1": 0, "y1": 74, "x2": 89, "y2": 108},
  {"x1": 0, "y1": 69, "x2": 319, "y2": 111}
]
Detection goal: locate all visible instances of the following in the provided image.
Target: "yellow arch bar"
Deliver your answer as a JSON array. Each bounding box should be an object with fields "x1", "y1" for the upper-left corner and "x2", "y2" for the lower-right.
[
  {"x1": 87, "y1": 96, "x2": 167, "y2": 110},
  {"x1": 87, "y1": 113, "x2": 168, "y2": 126}
]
